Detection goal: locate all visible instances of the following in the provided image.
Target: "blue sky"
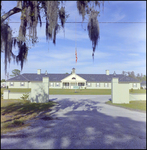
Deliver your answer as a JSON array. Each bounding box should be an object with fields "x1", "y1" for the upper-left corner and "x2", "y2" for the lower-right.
[{"x1": 1, "y1": 1, "x2": 146, "y2": 79}]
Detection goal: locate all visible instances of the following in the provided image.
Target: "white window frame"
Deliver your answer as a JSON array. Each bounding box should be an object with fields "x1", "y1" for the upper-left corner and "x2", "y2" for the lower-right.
[
  {"x1": 133, "y1": 83, "x2": 137, "y2": 87},
  {"x1": 10, "y1": 82, "x2": 14, "y2": 86},
  {"x1": 56, "y1": 82, "x2": 59, "y2": 87},
  {"x1": 20, "y1": 82, "x2": 25, "y2": 86},
  {"x1": 87, "y1": 83, "x2": 91, "y2": 87},
  {"x1": 50, "y1": 82, "x2": 54, "y2": 87},
  {"x1": 96, "y1": 83, "x2": 100, "y2": 87},
  {"x1": 104, "y1": 83, "x2": 109, "y2": 87}
]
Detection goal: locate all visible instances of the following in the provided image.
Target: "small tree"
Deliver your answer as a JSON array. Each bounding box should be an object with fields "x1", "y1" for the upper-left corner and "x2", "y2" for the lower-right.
[
  {"x1": 10, "y1": 69, "x2": 21, "y2": 77},
  {"x1": 1, "y1": 79, "x2": 6, "y2": 82}
]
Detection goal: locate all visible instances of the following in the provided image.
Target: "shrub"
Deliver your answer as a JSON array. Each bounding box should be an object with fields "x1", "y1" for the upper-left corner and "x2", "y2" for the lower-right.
[
  {"x1": 130, "y1": 88, "x2": 133, "y2": 92},
  {"x1": 20, "y1": 93, "x2": 29, "y2": 100}
]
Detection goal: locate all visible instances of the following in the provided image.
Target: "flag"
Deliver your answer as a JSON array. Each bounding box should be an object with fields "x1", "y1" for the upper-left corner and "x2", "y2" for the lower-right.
[{"x1": 75, "y1": 49, "x2": 78, "y2": 63}]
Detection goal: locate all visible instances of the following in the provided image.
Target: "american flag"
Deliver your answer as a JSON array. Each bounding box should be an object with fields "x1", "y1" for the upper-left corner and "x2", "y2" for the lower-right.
[{"x1": 75, "y1": 49, "x2": 78, "y2": 63}]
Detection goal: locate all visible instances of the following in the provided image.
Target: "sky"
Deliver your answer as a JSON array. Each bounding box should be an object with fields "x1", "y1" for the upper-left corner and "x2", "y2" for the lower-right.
[{"x1": 1, "y1": 1, "x2": 146, "y2": 80}]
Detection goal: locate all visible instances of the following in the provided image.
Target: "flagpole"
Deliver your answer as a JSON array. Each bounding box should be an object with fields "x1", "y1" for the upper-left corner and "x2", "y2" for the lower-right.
[{"x1": 75, "y1": 15, "x2": 77, "y2": 92}]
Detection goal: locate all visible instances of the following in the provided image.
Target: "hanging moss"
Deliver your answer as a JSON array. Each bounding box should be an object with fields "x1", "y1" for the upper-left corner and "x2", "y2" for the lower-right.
[
  {"x1": 59, "y1": 6, "x2": 65, "y2": 28},
  {"x1": 87, "y1": 10, "x2": 100, "y2": 58},
  {"x1": 1, "y1": 1, "x2": 104, "y2": 74},
  {"x1": 1, "y1": 23, "x2": 13, "y2": 74}
]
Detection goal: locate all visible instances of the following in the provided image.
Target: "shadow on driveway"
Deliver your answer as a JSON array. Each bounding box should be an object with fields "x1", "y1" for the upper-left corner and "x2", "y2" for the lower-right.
[{"x1": 1, "y1": 97, "x2": 146, "y2": 149}]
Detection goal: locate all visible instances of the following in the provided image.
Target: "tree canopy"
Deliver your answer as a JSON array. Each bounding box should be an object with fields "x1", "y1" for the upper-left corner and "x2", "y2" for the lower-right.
[
  {"x1": 10, "y1": 69, "x2": 21, "y2": 77},
  {"x1": 1, "y1": 1, "x2": 104, "y2": 74}
]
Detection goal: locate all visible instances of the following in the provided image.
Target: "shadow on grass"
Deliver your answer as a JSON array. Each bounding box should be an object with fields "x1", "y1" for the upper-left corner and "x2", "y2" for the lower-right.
[{"x1": 1, "y1": 101, "x2": 56, "y2": 123}]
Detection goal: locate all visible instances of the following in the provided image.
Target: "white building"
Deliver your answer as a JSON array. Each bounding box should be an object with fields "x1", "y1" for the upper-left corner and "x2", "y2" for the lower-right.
[{"x1": 6, "y1": 68, "x2": 140, "y2": 89}]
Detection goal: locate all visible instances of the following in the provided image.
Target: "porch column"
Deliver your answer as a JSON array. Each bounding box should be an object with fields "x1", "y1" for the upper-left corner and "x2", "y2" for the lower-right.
[{"x1": 62, "y1": 82, "x2": 63, "y2": 89}]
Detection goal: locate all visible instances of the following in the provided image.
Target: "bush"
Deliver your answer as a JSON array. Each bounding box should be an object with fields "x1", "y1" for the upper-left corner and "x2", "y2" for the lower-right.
[
  {"x1": 20, "y1": 93, "x2": 29, "y2": 100},
  {"x1": 130, "y1": 88, "x2": 133, "y2": 92}
]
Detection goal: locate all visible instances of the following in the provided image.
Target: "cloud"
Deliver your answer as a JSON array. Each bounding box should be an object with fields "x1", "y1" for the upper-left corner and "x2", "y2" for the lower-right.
[{"x1": 128, "y1": 53, "x2": 139, "y2": 56}]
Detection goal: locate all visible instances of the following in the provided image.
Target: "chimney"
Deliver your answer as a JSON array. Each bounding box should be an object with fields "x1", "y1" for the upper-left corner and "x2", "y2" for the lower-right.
[
  {"x1": 45, "y1": 70, "x2": 47, "y2": 75},
  {"x1": 37, "y1": 69, "x2": 41, "y2": 75},
  {"x1": 72, "y1": 68, "x2": 75, "y2": 74},
  {"x1": 106, "y1": 70, "x2": 109, "y2": 75}
]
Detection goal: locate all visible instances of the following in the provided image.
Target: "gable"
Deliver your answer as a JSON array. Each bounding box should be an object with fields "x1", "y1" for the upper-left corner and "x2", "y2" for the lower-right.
[{"x1": 61, "y1": 74, "x2": 86, "y2": 82}]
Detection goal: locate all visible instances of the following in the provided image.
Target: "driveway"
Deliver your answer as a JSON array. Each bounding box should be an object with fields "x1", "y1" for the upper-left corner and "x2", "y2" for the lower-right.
[{"x1": 1, "y1": 95, "x2": 146, "y2": 149}]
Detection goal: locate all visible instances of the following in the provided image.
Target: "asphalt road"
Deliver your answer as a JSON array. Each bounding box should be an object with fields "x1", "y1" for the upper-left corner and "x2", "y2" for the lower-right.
[{"x1": 1, "y1": 95, "x2": 146, "y2": 149}]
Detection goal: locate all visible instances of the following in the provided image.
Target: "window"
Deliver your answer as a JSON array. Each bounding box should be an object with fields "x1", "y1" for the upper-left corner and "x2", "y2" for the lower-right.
[
  {"x1": 96, "y1": 83, "x2": 100, "y2": 87},
  {"x1": 87, "y1": 83, "x2": 91, "y2": 87},
  {"x1": 133, "y1": 83, "x2": 137, "y2": 87},
  {"x1": 64, "y1": 83, "x2": 69, "y2": 86},
  {"x1": 56, "y1": 83, "x2": 60, "y2": 86},
  {"x1": 78, "y1": 83, "x2": 84, "y2": 86},
  {"x1": 20, "y1": 82, "x2": 25, "y2": 86},
  {"x1": 10, "y1": 82, "x2": 14, "y2": 86},
  {"x1": 50, "y1": 83, "x2": 54, "y2": 87},
  {"x1": 104, "y1": 83, "x2": 109, "y2": 87}
]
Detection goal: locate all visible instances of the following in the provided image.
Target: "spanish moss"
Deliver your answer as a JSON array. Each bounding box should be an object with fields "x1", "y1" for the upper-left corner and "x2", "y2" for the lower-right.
[{"x1": 1, "y1": 1, "x2": 104, "y2": 75}]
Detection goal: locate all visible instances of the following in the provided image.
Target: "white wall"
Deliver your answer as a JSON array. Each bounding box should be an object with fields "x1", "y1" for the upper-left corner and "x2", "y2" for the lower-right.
[
  {"x1": 129, "y1": 94, "x2": 146, "y2": 101},
  {"x1": 7, "y1": 81, "x2": 31, "y2": 89},
  {"x1": 86, "y1": 82, "x2": 111, "y2": 89},
  {"x1": 3, "y1": 90, "x2": 30, "y2": 100},
  {"x1": 30, "y1": 77, "x2": 49, "y2": 103},
  {"x1": 129, "y1": 83, "x2": 140, "y2": 89},
  {"x1": 49, "y1": 82, "x2": 62, "y2": 89},
  {"x1": 111, "y1": 78, "x2": 130, "y2": 104}
]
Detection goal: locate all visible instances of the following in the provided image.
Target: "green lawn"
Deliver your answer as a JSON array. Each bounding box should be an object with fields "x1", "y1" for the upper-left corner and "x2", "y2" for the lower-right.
[
  {"x1": 106, "y1": 100, "x2": 146, "y2": 112},
  {"x1": 1, "y1": 88, "x2": 31, "y2": 93},
  {"x1": 129, "y1": 89, "x2": 146, "y2": 94},
  {"x1": 1, "y1": 88, "x2": 146, "y2": 95},
  {"x1": 49, "y1": 89, "x2": 111, "y2": 95}
]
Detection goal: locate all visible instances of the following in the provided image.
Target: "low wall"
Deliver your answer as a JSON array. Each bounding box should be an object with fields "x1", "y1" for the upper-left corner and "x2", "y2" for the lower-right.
[
  {"x1": 129, "y1": 93, "x2": 146, "y2": 101},
  {"x1": 3, "y1": 90, "x2": 31, "y2": 100}
]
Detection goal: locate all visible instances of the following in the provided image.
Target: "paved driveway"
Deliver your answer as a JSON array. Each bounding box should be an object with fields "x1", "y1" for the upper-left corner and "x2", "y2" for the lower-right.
[{"x1": 1, "y1": 95, "x2": 146, "y2": 149}]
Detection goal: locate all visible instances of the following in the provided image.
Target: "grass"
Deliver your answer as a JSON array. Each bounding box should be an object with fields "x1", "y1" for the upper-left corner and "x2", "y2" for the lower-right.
[
  {"x1": 1, "y1": 88, "x2": 146, "y2": 95},
  {"x1": 1, "y1": 88, "x2": 31, "y2": 93},
  {"x1": 129, "y1": 89, "x2": 146, "y2": 94},
  {"x1": 49, "y1": 89, "x2": 111, "y2": 95},
  {"x1": 1, "y1": 98, "x2": 56, "y2": 134},
  {"x1": 106, "y1": 100, "x2": 146, "y2": 112}
]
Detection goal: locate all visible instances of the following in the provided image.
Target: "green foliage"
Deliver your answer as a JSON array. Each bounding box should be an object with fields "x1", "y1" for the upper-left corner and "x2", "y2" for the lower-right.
[
  {"x1": 1, "y1": 79, "x2": 5, "y2": 82},
  {"x1": 122, "y1": 71, "x2": 146, "y2": 82},
  {"x1": 130, "y1": 88, "x2": 133, "y2": 92},
  {"x1": 20, "y1": 93, "x2": 29, "y2": 100},
  {"x1": 10, "y1": 69, "x2": 21, "y2": 77}
]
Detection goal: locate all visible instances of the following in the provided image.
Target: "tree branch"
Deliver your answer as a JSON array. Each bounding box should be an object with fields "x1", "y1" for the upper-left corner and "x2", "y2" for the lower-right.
[{"x1": 1, "y1": 1, "x2": 22, "y2": 23}]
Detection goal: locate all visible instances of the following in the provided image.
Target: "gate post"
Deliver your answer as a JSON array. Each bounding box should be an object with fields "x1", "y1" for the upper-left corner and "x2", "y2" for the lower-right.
[{"x1": 111, "y1": 78, "x2": 129, "y2": 103}]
